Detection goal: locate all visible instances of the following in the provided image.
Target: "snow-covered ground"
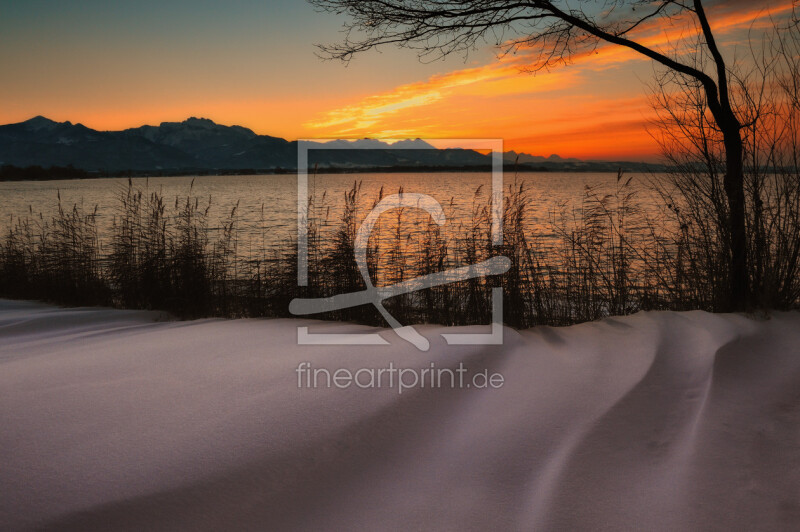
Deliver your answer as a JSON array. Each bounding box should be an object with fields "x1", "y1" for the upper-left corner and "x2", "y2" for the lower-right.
[{"x1": 1, "y1": 299, "x2": 799, "y2": 531}]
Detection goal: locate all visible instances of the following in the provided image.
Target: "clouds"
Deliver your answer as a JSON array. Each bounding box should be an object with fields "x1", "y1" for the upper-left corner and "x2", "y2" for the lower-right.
[
  {"x1": 304, "y1": 55, "x2": 580, "y2": 136},
  {"x1": 306, "y1": 0, "x2": 796, "y2": 159}
]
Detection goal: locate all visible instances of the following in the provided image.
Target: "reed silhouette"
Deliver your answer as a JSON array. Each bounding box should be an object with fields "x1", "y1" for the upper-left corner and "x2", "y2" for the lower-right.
[{"x1": 2, "y1": 170, "x2": 797, "y2": 326}]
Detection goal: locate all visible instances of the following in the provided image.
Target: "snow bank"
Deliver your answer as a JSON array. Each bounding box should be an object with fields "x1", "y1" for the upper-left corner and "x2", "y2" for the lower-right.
[{"x1": 1, "y1": 299, "x2": 799, "y2": 531}]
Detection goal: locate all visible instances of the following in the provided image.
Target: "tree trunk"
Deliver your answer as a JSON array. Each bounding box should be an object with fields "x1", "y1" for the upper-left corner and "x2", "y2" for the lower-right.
[
  {"x1": 722, "y1": 122, "x2": 748, "y2": 311},
  {"x1": 692, "y1": 0, "x2": 749, "y2": 311}
]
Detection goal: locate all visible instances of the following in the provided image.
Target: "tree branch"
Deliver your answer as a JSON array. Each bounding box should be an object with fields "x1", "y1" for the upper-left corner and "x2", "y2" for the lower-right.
[{"x1": 693, "y1": 0, "x2": 738, "y2": 128}]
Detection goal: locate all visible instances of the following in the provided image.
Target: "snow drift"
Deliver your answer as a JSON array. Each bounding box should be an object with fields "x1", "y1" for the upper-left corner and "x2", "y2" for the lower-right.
[{"x1": 1, "y1": 299, "x2": 799, "y2": 531}]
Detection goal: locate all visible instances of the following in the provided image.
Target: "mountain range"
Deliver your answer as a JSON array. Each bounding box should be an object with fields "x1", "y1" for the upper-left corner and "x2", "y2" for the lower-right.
[{"x1": 0, "y1": 116, "x2": 664, "y2": 174}]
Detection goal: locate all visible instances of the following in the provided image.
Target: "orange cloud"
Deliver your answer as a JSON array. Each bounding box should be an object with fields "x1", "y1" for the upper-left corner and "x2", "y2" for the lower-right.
[
  {"x1": 305, "y1": 53, "x2": 579, "y2": 136},
  {"x1": 570, "y1": 0, "x2": 797, "y2": 69}
]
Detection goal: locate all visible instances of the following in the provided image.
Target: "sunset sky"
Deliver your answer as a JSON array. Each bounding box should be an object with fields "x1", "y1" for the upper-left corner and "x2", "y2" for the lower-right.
[{"x1": 0, "y1": 0, "x2": 793, "y2": 160}]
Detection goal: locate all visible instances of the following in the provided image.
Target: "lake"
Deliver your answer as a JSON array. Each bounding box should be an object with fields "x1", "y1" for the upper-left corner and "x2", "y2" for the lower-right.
[{"x1": 0, "y1": 171, "x2": 667, "y2": 260}]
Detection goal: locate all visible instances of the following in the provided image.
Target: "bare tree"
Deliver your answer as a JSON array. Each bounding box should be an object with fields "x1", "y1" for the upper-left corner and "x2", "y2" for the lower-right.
[
  {"x1": 650, "y1": 10, "x2": 800, "y2": 310},
  {"x1": 311, "y1": 0, "x2": 751, "y2": 311}
]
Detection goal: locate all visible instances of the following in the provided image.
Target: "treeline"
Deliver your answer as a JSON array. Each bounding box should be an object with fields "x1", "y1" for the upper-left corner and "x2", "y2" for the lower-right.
[
  {"x1": 0, "y1": 165, "x2": 91, "y2": 181},
  {"x1": 0, "y1": 163, "x2": 677, "y2": 181},
  {"x1": 0, "y1": 164, "x2": 300, "y2": 180}
]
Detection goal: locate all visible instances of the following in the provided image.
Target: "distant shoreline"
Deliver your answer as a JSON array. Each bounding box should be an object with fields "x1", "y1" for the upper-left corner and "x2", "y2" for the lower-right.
[{"x1": 0, "y1": 163, "x2": 670, "y2": 182}]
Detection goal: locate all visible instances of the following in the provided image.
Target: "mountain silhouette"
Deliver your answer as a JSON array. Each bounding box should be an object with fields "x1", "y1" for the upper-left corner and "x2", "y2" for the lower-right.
[
  {"x1": 0, "y1": 117, "x2": 492, "y2": 171},
  {"x1": 0, "y1": 116, "x2": 662, "y2": 174},
  {"x1": 0, "y1": 116, "x2": 197, "y2": 170}
]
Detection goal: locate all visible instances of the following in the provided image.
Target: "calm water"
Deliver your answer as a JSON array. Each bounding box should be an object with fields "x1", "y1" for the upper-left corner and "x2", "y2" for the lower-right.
[{"x1": 0, "y1": 172, "x2": 665, "y2": 255}]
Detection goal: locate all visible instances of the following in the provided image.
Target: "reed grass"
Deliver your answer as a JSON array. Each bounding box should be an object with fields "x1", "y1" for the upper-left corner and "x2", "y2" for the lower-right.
[{"x1": 1, "y1": 171, "x2": 797, "y2": 325}]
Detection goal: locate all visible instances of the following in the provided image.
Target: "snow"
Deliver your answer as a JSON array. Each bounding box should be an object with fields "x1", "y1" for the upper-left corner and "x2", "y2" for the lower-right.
[{"x1": 1, "y1": 299, "x2": 799, "y2": 530}]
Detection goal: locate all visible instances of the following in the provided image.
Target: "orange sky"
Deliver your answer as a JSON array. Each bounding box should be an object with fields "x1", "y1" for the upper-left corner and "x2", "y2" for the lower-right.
[
  {"x1": 302, "y1": 1, "x2": 796, "y2": 160},
  {"x1": 1, "y1": 1, "x2": 794, "y2": 161}
]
